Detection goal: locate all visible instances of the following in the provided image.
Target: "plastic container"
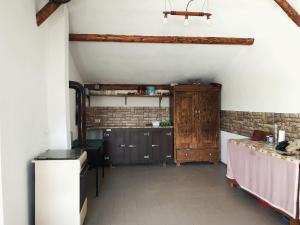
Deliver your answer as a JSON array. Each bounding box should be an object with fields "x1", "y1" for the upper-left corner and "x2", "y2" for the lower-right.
[
  {"x1": 146, "y1": 86, "x2": 156, "y2": 96},
  {"x1": 152, "y1": 121, "x2": 160, "y2": 128}
]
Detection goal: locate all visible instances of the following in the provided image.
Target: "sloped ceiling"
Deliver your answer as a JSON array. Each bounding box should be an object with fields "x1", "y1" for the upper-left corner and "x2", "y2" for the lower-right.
[
  {"x1": 288, "y1": 0, "x2": 300, "y2": 12},
  {"x1": 67, "y1": 0, "x2": 295, "y2": 84}
]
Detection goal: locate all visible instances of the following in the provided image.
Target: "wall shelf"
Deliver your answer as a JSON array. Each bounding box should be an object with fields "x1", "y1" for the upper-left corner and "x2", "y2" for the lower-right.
[
  {"x1": 84, "y1": 83, "x2": 173, "y2": 107},
  {"x1": 88, "y1": 93, "x2": 172, "y2": 107},
  {"x1": 89, "y1": 94, "x2": 172, "y2": 97}
]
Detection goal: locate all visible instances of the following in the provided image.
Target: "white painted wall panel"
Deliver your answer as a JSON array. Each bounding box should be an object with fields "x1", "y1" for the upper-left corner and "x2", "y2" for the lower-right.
[
  {"x1": 0, "y1": 129, "x2": 3, "y2": 225},
  {"x1": 0, "y1": 1, "x2": 70, "y2": 224},
  {"x1": 44, "y1": 6, "x2": 71, "y2": 149}
]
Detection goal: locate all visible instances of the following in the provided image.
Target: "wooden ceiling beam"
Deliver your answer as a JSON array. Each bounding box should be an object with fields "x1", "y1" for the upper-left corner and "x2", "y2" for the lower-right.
[
  {"x1": 36, "y1": 1, "x2": 62, "y2": 26},
  {"x1": 274, "y1": 0, "x2": 300, "y2": 26},
  {"x1": 69, "y1": 34, "x2": 255, "y2": 45}
]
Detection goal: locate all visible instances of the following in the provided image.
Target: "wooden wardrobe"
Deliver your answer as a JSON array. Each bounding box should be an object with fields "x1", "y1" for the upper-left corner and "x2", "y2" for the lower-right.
[{"x1": 173, "y1": 84, "x2": 221, "y2": 165}]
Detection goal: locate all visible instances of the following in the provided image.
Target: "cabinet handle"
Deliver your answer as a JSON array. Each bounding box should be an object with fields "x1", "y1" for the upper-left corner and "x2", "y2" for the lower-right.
[
  {"x1": 152, "y1": 144, "x2": 160, "y2": 147},
  {"x1": 165, "y1": 132, "x2": 172, "y2": 136},
  {"x1": 128, "y1": 145, "x2": 136, "y2": 148},
  {"x1": 144, "y1": 132, "x2": 150, "y2": 136},
  {"x1": 166, "y1": 155, "x2": 172, "y2": 158},
  {"x1": 144, "y1": 155, "x2": 150, "y2": 159},
  {"x1": 186, "y1": 148, "x2": 192, "y2": 151},
  {"x1": 104, "y1": 156, "x2": 110, "y2": 160},
  {"x1": 120, "y1": 144, "x2": 126, "y2": 148}
]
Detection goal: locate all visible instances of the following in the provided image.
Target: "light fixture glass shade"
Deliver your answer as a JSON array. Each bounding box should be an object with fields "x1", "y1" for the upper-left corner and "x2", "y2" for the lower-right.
[
  {"x1": 206, "y1": 17, "x2": 211, "y2": 24},
  {"x1": 184, "y1": 17, "x2": 189, "y2": 25},
  {"x1": 163, "y1": 16, "x2": 168, "y2": 24}
]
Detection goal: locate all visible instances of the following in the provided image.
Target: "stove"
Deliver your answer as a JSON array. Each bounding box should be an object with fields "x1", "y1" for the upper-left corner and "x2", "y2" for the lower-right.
[
  {"x1": 34, "y1": 149, "x2": 88, "y2": 225},
  {"x1": 35, "y1": 149, "x2": 87, "y2": 168}
]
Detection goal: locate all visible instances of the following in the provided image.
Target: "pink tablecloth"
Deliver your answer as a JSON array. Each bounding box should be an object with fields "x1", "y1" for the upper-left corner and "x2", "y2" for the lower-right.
[{"x1": 227, "y1": 140, "x2": 299, "y2": 218}]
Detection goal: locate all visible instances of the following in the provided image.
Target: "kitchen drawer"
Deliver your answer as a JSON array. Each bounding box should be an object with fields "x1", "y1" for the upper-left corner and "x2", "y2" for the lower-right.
[
  {"x1": 176, "y1": 149, "x2": 219, "y2": 163},
  {"x1": 200, "y1": 150, "x2": 219, "y2": 162}
]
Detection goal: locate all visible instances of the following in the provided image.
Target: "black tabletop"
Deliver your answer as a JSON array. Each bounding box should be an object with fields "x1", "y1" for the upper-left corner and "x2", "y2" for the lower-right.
[{"x1": 35, "y1": 149, "x2": 84, "y2": 160}]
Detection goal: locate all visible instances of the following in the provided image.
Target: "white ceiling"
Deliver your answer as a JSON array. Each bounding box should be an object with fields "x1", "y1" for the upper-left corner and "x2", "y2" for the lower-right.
[
  {"x1": 288, "y1": 0, "x2": 300, "y2": 12},
  {"x1": 67, "y1": 0, "x2": 296, "y2": 83}
]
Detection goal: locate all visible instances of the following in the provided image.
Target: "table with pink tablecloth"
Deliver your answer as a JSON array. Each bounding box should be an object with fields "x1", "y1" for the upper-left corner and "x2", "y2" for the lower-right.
[{"x1": 227, "y1": 139, "x2": 300, "y2": 219}]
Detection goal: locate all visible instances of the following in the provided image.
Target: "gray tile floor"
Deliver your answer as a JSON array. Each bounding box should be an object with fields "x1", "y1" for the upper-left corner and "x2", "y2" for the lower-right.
[{"x1": 85, "y1": 164, "x2": 287, "y2": 225}]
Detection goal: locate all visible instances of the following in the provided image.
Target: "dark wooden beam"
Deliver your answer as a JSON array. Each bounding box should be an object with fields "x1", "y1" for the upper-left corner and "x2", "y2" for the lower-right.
[
  {"x1": 36, "y1": 1, "x2": 62, "y2": 26},
  {"x1": 69, "y1": 34, "x2": 255, "y2": 45},
  {"x1": 274, "y1": 0, "x2": 300, "y2": 26}
]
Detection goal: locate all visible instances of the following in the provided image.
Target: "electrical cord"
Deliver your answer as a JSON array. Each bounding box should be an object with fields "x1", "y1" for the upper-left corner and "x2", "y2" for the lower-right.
[{"x1": 186, "y1": 0, "x2": 195, "y2": 11}]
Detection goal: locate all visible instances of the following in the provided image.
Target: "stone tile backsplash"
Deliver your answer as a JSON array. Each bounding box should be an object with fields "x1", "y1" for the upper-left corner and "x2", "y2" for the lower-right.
[
  {"x1": 87, "y1": 107, "x2": 300, "y2": 139},
  {"x1": 221, "y1": 111, "x2": 300, "y2": 140},
  {"x1": 86, "y1": 107, "x2": 170, "y2": 129}
]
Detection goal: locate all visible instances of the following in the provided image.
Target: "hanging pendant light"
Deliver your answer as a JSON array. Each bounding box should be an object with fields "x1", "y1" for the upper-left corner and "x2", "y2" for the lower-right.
[
  {"x1": 163, "y1": 14, "x2": 168, "y2": 24},
  {"x1": 162, "y1": 0, "x2": 212, "y2": 25},
  {"x1": 184, "y1": 16, "x2": 189, "y2": 25}
]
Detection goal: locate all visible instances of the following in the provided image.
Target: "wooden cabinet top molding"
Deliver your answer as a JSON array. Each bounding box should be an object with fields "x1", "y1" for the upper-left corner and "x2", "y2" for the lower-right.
[{"x1": 173, "y1": 84, "x2": 222, "y2": 92}]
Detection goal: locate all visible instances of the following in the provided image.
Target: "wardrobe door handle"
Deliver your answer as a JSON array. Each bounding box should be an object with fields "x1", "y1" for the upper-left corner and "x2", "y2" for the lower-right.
[{"x1": 152, "y1": 144, "x2": 160, "y2": 147}]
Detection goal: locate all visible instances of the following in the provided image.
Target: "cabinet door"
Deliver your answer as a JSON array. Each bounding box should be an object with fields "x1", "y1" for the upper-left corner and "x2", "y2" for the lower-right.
[
  {"x1": 174, "y1": 92, "x2": 194, "y2": 149},
  {"x1": 126, "y1": 129, "x2": 139, "y2": 164},
  {"x1": 103, "y1": 129, "x2": 114, "y2": 165},
  {"x1": 161, "y1": 129, "x2": 173, "y2": 163},
  {"x1": 137, "y1": 129, "x2": 151, "y2": 164},
  {"x1": 110, "y1": 129, "x2": 126, "y2": 165},
  {"x1": 195, "y1": 90, "x2": 220, "y2": 148},
  {"x1": 150, "y1": 129, "x2": 162, "y2": 163}
]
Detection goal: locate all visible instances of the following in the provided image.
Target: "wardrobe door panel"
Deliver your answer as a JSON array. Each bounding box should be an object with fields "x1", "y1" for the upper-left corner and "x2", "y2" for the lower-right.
[
  {"x1": 197, "y1": 90, "x2": 220, "y2": 148},
  {"x1": 174, "y1": 92, "x2": 194, "y2": 149}
]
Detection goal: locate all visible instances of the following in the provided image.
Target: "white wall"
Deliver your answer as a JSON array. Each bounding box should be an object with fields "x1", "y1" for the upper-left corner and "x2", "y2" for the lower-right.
[
  {"x1": 69, "y1": 52, "x2": 83, "y2": 141},
  {"x1": 0, "y1": 1, "x2": 49, "y2": 224},
  {"x1": 215, "y1": 34, "x2": 300, "y2": 114},
  {"x1": 213, "y1": 3, "x2": 300, "y2": 163},
  {"x1": 44, "y1": 6, "x2": 71, "y2": 149},
  {"x1": 0, "y1": 1, "x2": 70, "y2": 224},
  {"x1": 0, "y1": 128, "x2": 3, "y2": 225}
]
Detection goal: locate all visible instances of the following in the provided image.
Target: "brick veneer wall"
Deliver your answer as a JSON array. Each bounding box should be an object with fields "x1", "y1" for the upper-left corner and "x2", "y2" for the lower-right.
[
  {"x1": 86, "y1": 107, "x2": 170, "y2": 129},
  {"x1": 221, "y1": 110, "x2": 300, "y2": 140}
]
